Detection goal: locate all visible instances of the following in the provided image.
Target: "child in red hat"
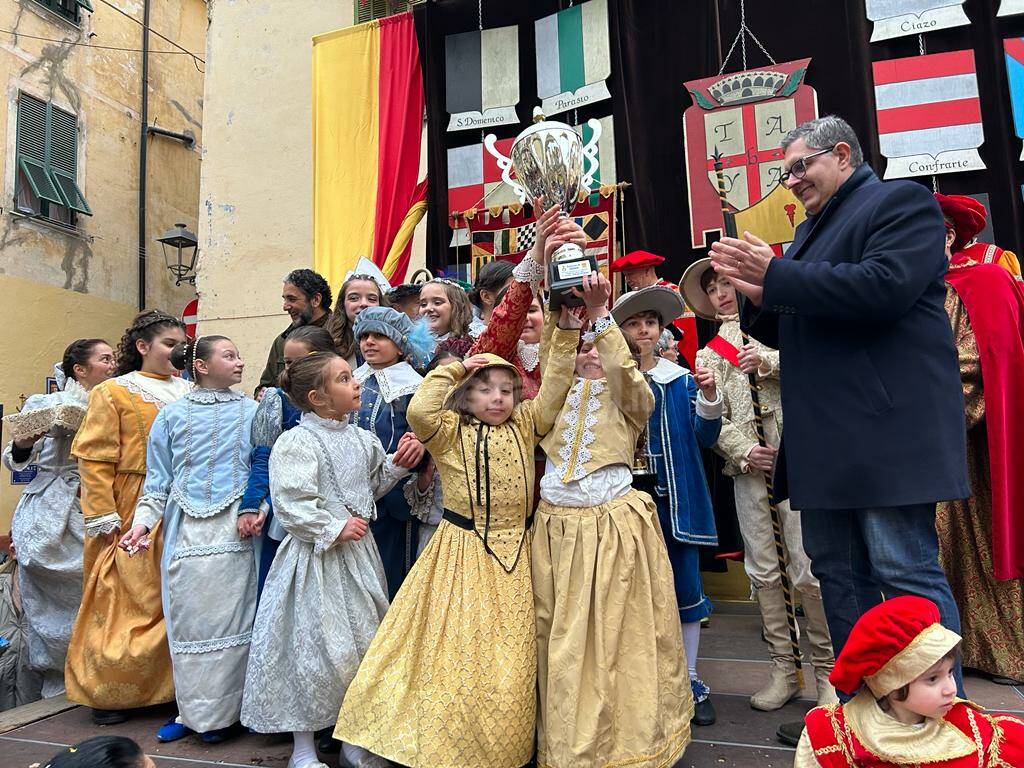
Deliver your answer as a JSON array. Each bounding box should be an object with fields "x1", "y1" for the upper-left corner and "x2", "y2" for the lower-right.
[{"x1": 795, "y1": 596, "x2": 1024, "y2": 767}]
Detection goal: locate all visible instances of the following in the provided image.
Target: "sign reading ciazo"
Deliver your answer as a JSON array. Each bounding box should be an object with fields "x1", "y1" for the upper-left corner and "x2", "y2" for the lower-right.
[{"x1": 683, "y1": 59, "x2": 818, "y2": 250}]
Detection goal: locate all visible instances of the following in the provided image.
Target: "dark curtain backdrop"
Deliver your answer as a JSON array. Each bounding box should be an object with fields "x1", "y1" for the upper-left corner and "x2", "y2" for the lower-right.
[
  {"x1": 416, "y1": 0, "x2": 1024, "y2": 280},
  {"x1": 412, "y1": 0, "x2": 1024, "y2": 565}
]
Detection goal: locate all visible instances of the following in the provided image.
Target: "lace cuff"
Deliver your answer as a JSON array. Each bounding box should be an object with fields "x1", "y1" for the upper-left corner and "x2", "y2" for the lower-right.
[
  {"x1": 582, "y1": 314, "x2": 615, "y2": 343},
  {"x1": 132, "y1": 492, "x2": 167, "y2": 532},
  {"x1": 512, "y1": 254, "x2": 544, "y2": 292},
  {"x1": 696, "y1": 389, "x2": 724, "y2": 420},
  {"x1": 313, "y1": 514, "x2": 348, "y2": 555},
  {"x1": 85, "y1": 512, "x2": 121, "y2": 537},
  {"x1": 403, "y1": 471, "x2": 439, "y2": 523},
  {"x1": 236, "y1": 508, "x2": 260, "y2": 518}
]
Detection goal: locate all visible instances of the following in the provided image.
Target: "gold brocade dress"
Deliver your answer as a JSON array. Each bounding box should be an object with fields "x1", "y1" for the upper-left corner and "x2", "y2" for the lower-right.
[
  {"x1": 336, "y1": 330, "x2": 578, "y2": 768},
  {"x1": 65, "y1": 371, "x2": 190, "y2": 709},
  {"x1": 533, "y1": 319, "x2": 691, "y2": 768}
]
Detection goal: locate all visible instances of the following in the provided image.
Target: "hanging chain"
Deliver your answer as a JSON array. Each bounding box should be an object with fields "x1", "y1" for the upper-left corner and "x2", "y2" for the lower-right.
[
  {"x1": 718, "y1": 0, "x2": 776, "y2": 75},
  {"x1": 918, "y1": 33, "x2": 925, "y2": 56},
  {"x1": 478, "y1": 0, "x2": 483, "y2": 30}
]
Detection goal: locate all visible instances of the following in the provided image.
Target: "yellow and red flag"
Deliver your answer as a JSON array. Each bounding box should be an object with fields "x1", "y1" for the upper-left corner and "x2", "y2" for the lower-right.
[{"x1": 313, "y1": 12, "x2": 424, "y2": 289}]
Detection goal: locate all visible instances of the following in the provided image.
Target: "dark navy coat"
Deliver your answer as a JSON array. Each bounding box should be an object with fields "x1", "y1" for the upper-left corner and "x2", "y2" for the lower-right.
[{"x1": 742, "y1": 164, "x2": 969, "y2": 511}]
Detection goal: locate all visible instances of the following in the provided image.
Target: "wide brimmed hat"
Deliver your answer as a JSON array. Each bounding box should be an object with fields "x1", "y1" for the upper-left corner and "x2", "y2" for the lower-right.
[
  {"x1": 610, "y1": 285, "x2": 686, "y2": 326},
  {"x1": 830, "y1": 596, "x2": 961, "y2": 697},
  {"x1": 680, "y1": 257, "x2": 717, "y2": 320}
]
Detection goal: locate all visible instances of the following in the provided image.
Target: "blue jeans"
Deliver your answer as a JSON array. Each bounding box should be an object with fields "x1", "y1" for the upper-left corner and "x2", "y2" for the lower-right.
[{"x1": 801, "y1": 503, "x2": 963, "y2": 696}]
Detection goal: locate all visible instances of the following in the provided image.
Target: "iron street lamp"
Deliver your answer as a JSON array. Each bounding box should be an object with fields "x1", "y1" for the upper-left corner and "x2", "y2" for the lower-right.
[{"x1": 157, "y1": 222, "x2": 198, "y2": 286}]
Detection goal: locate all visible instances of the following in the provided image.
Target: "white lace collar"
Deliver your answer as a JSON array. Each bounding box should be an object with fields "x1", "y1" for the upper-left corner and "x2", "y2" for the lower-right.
[
  {"x1": 64, "y1": 377, "x2": 89, "y2": 405},
  {"x1": 301, "y1": 410, "x2": 350, "y2": 431},
  {"x1": 716, "y1": 313, "x2": 740, "y2": 322},
  {"x1": 645, "y1": 357, "x2": 689, "y2": 385},
  {"x1": 518, "y1": 340, "x2": 540, "y2": 372},
  {"x1": 115, "y1": 371, "x2": 192, "y2": 407},
  {"x1": 353, "y1": 361, "x2": 423, "y2": 403},
  {"x1": 186, "y1": 388, "x2": 244, "y2": 403}
]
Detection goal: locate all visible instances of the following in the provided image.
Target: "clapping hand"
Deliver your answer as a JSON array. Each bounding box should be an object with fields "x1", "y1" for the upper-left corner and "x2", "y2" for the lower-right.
[{"x1": 709, "y1": 231, "x2": 773, "y2": 306}]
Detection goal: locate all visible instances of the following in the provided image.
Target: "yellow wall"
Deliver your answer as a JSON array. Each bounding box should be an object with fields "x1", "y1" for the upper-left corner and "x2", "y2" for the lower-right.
[
  {"x1": 0, "y1": 274, "x2": 136, "y2": 527},
  {"x1": 0, "y1": 0, "x2": 206, "y2": 529},
  {"x1": 197, "y1": 1, "x2": 427, "y2": 394}
]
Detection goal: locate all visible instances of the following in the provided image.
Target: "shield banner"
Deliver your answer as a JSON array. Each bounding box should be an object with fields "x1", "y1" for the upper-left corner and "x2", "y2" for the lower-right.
[{"x1": 683, "y1": 59, "x2": 818, "y2": 249}]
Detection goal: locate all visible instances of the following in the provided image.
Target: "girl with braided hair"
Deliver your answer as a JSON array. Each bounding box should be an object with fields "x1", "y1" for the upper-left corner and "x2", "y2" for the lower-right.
[{"x1": 67, "y1": 310, "x2": 190, "y2": 724}]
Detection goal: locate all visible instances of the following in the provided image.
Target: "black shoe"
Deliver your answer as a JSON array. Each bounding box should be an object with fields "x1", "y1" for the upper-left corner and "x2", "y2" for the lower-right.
[
  {"x1": 692, "y1": 696, "x2": 717, "y2": 726},
  {"x1": 92, "y1": 708, "x2": 129, "y2": 725},
  {"x1": 316, "y1": 732, "x2": 342, "y2": 754},
  {"x1": 776, "y1": 720, "x2": 805, "y2": 746},
  {"x1": 690, "y1": 678, "x2": 716, "y2": 726}
]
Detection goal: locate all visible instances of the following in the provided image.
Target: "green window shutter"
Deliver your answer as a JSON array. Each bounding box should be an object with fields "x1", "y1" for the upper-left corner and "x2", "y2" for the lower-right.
[
  {"x1": 48, "y1": 104, "x2": 91, "y2": 215},
  {"x1": 76, "y1": 0, "x2": 94, "y2": 11},
  {"x1": 16, "y1": 94, "x2": 63, "y2": 206},
  {"x1": 355, "y1": 0, "x2": 408, "y2": 24}
]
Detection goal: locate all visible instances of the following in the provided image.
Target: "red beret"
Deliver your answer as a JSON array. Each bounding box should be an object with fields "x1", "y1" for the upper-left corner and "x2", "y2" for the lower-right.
[
  {"x1": 611, "y1": 250, "x2": 664, "y2": 272},
  {"x1": 830, "y1": 596, "x2": 961, "y2": 697},
  {"x1": 934, "y1": 194, "x2": 987, "y2": 253}
]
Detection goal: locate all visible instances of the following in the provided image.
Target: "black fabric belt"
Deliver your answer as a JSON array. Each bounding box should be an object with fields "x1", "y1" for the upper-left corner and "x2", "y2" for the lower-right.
[{"x1": 443, "y1": 508, "x2": 534, "y2": 531}]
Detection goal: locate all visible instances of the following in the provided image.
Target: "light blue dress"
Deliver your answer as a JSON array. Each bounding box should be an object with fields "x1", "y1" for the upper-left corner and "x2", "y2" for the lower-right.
[{"x1": 133, "y1": 388, "x2": 258, "y2": 733}]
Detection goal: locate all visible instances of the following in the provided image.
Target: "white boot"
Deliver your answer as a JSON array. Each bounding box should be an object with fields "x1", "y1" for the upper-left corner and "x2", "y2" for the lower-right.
[
  {"x1": 750, "y1": 585, "x2": 801, "y2": 711},
  {"x1": 800, "y1": 592, "x2": 839, "y2": 706}
]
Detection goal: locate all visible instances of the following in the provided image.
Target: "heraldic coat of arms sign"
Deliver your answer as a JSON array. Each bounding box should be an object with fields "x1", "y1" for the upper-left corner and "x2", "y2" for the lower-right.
[{"x1": 683, "y1": 59, "x2": 818, "y2": 250}]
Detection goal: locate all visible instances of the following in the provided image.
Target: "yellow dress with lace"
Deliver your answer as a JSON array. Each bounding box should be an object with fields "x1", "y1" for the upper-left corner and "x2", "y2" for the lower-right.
[
  {"x1": 335, "y1": 329, "x2": 579, "y2": 768},
  {"x1": 65, "y1": 371, "x2": 190, "y2": 709},
  {"x1": 533, "y1": 319, "x2": 692, "y2": 768}
]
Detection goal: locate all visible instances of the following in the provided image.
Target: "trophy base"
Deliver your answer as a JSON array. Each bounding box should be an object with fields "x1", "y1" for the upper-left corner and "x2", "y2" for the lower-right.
[{"x1": 548, "y1": 252, "x2": 598, "y2": 310}]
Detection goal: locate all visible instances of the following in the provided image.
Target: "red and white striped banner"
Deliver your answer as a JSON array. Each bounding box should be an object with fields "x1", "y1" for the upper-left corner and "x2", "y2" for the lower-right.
[{"x1": 872, "y1": 50, "x2": 985, "y2": 179}]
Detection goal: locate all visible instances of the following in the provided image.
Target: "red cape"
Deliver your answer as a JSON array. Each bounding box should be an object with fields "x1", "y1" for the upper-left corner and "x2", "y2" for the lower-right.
[{"x1": 946, "y1": 262, "x2": 1024, "y2": 580}]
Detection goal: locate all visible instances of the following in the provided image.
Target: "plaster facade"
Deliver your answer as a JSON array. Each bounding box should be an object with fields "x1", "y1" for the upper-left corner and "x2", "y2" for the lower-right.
[
  {"x1": 196, "y1": 0, "x2": 427, "y2": 396},
  {"x1": 0, "y1": 0, "x2": 206, "y2": 527}
]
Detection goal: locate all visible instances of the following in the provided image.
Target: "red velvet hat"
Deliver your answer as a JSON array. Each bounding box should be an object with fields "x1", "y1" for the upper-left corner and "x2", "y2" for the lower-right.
[
  {"x1": 611, "y1": 250, "x2": 665, "y2": 272},
  {"x1": 934, "y1": 194, "x2": 987, "y2": 252},
  {"x1": 830, "y1": 596, "x2": 961, "y2": 697}
]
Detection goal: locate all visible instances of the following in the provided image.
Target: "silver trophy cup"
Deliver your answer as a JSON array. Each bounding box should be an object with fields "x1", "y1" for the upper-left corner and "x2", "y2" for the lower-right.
[{"x1": 485, "y1": 110, "x2": 602, "y2": 308}]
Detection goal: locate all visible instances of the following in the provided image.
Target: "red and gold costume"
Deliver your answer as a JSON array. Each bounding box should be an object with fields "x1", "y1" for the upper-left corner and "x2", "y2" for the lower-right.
[
  {"x1": 934, "y1": 194, "x2": 1024, "y2": 682},
  {"x1": 795, "y1": 596, "x2": 1024, "y2": 767}
]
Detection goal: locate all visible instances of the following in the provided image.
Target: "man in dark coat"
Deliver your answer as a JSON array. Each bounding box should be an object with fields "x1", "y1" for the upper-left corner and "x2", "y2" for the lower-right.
[{"x1": 710, "y1": 116, "x2": 968, "y2": 703}]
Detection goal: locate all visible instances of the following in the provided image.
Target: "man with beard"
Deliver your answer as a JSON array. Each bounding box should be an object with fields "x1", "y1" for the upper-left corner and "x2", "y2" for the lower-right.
[{"x1": 256, "y1": 269, "x2": 332, "y2": 396}]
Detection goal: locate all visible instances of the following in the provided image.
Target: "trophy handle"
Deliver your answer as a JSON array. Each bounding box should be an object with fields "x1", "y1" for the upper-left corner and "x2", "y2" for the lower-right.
[
  {"x1": 580, "y1": 118, "x2": 603, "y2": 193},
  {"x1": 483, "y1": 133, "x2": 528, "y2": 206}
]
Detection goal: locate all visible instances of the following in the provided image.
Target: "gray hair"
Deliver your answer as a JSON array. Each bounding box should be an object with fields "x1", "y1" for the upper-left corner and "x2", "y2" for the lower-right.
[{"x1": 781, "y1": 115, "x2": 864, "y2": 167}]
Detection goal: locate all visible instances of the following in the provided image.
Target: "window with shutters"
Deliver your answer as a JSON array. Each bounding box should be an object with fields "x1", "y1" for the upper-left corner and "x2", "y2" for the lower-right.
[
  {"x1": 354, "y1": 0, "x2": 411, "y2": 24},
  {"x1": 14, "y1": 92, "x2": 92, "y2": 225},
  {"x1": 31, "y1": 0, "x2": 93, "y2": 24}
]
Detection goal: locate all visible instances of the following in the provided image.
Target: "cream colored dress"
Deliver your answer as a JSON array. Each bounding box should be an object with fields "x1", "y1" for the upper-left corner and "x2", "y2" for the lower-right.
[{"x1": 533, "y1": 317, "x2": 692, "y2": 768}]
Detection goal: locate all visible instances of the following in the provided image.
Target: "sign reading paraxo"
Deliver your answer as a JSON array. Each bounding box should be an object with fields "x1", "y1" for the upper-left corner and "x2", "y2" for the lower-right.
[{"x1": 534, "y1": 0, "x2": 611, "y2": 117}]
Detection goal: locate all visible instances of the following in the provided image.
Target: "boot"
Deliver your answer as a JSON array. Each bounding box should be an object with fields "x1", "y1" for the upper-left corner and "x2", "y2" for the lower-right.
[
  {"x1": 750, "y1": 585, "x2": 801, "y2": 711},
  {"x1": 800, "y1": 591, "x2": 839, "y2": 706}
]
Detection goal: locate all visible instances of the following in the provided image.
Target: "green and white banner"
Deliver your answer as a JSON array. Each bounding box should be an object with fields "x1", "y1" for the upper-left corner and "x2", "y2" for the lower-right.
[{"x1": 535, "y1": 0, "x2": 611, "y2": 116}]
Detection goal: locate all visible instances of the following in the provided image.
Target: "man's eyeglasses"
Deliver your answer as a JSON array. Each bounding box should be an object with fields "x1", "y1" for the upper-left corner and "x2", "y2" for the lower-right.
[{"x1": 779, "y1": 145, "x2": 837, "y2": 185}]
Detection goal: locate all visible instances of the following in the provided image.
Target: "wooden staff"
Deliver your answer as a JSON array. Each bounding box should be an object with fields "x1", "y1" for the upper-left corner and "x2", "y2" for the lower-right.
[{"x1": 711, "y1": 150, "x2": 803, "y2": 683}]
